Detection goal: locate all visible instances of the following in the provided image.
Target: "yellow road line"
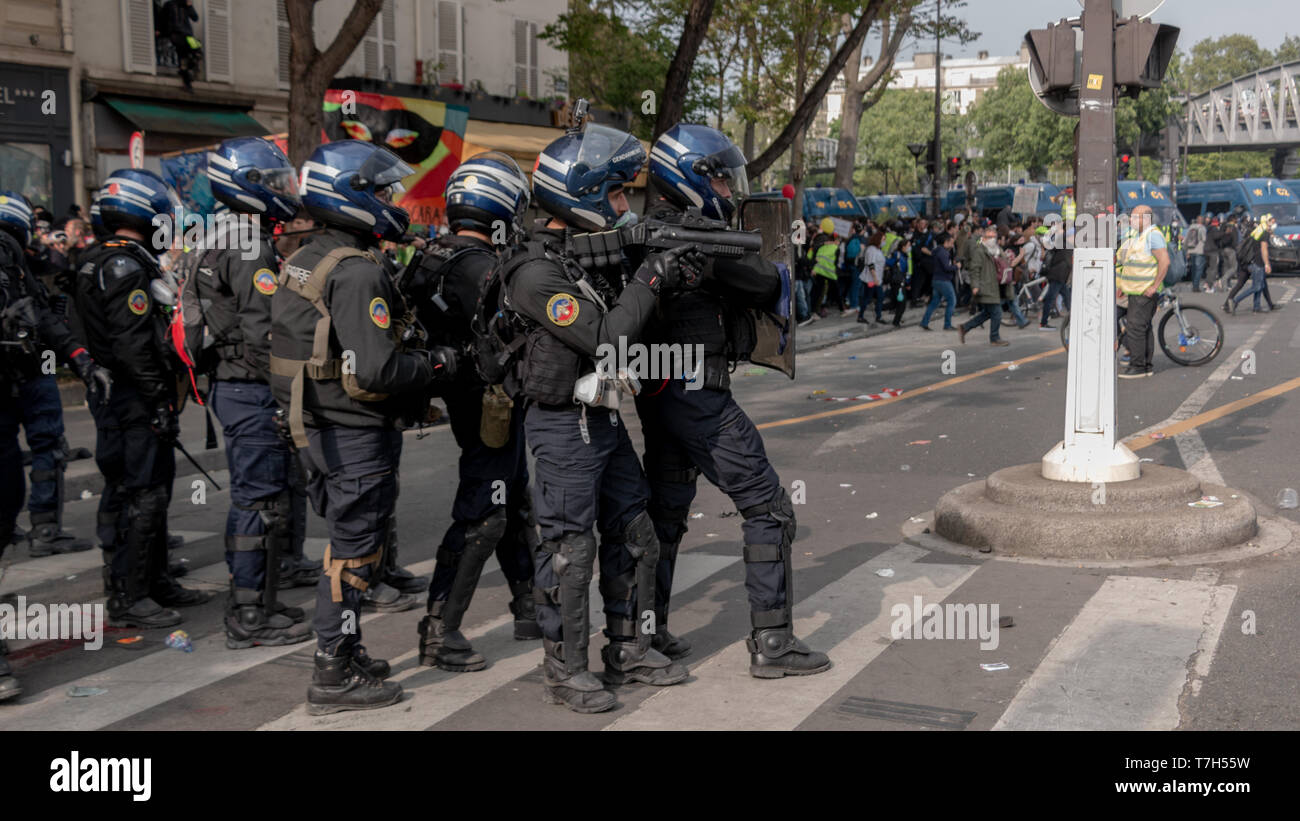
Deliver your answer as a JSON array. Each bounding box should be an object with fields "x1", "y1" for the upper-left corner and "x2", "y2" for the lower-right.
[
  {"x1": 755, "y1": 347, "x2": 1066, "y2": 430},
  {"x1": 1125, "y1": 375, "x2": 1300, "y2": 451}
]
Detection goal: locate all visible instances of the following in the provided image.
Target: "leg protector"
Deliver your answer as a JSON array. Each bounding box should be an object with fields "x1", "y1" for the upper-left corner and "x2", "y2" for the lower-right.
[
  {"x1": 541, "y1": 637, "x2": 616, "y2": 714},
  {"x1": 257, "y1": 491, "x2": 293, "y2": 614},
  {"x1": 439, "y1": 509, "x2": 506, "y2": 632},
  {"x1": 740, "y1": 486, "x2": 796, "y2": 630},
  {"x1": 549, "y1": 530, "x2": 597, "y2": 676}
]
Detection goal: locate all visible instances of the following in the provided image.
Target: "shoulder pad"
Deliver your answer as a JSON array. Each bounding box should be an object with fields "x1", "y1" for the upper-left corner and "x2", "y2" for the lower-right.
[{"x1": 102, "y1": 253, "x2": 145, "y2": 281}]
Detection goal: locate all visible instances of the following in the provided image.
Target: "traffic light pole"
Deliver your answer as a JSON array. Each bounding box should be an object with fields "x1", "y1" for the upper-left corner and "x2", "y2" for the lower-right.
[{"x1": 1041, "y1": 0, "x2": 1140, "y2": 483}]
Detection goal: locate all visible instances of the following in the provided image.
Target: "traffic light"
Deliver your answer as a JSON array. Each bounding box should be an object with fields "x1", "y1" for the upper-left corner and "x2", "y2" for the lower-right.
[
  {"x1": 947, "y1": 156, "x2": 962, "y2": 182},
  {"x1": 1024, "y1": 22, "x2": 1077, "y2": 94},
  {"x1": 1119, "y1": 154, "x2": 1131, "y2": 180},
  {"x1": 1114, "y1": 19, "x2": 1180, "y2": 98}
]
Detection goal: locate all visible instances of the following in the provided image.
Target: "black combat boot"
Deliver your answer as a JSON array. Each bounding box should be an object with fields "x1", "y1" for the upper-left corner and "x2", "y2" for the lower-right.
[
  {"x1": 306, "y1": 646, "x2": 403, "y2": 716},
  {"x1": 359, "y1": 580, "x2": 417, "y2": 613},
  {"x1": 0, "y1": 639, "x2": 21, "y2": 703},
  {"x1": 508, "y1": 578, "x2": 542, "y2": 640},
  {"x1": 651, "y1": 624, "x2": 692, "y2": 660},
  {"x1": 352, "y1": 644, "x2": 390, "y2": 679},
  {"x1": 277, "y1": 554, "x2": 323, "y2": 589},
  {"x1": 542, "y1": 638, "x2": 617, "y2": 714},
  {"x1": 107, "y1": 577, "x2": 182, "y2": 629},
  {"x1": 224, "y1": 587, "x2": 313, "y2": 649},
  {"x1": 28, "y1": 523, "x2": 93, "y2": 557},
  {"x1": 416, "y1": 600, "x2": 487, "y2": 671},
  {"x1": 747, "y1": 625, "x2": 832, "y2": 678},
  {"x1": 601, "y1": 639, "x2": 688, "y2": 686},
  {"x1": 150, "y1": 575, "x2": 215, "y2": 608}
]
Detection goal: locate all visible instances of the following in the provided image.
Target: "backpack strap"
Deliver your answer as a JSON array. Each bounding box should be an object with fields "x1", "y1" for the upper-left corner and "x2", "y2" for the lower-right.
[{"x1": 268, "y1": 245, "x2": 376, "y2": 448}]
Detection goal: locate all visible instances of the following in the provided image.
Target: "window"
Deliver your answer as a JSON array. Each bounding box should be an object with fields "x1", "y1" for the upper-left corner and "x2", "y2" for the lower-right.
[
  {"x1": 437, "y1": 0, "x2": 461, "y2": 85},
  {"x1": 0, "y1": 142, "x2": 52, "y2": 210},
  {"x1": 1206, "y1": 200, "x2": 1231, "y2": 214},
  {"x1": 276, "y1": 0, "x2": 291, "y2": 89},
  {"x1": 514, "y1": 19, "x2": 538, "y2": 98},
  {"x1": 205, "y1": 0, "x2": 233, "y2": 83},
  {"x1": 362, "y1": 0, "x2": 398, "y2": 80},
  {"x1": 121, "y1": 0, "x2": 156, "y2": 74}
]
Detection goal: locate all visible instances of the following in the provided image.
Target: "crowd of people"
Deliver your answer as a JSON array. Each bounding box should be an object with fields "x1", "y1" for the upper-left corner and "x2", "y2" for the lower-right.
[{"x1": 794, "y1": 209, "x2": 1072, "y2": 344}]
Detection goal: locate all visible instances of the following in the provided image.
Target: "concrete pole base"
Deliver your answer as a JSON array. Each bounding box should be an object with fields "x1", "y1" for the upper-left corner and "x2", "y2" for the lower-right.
[
  {"x1": 932, "y1": 463, "x2": 1258, "y2": 560},
  {"x1": 1041, "y1": 439, "x2": 1140, "y2": 483}
]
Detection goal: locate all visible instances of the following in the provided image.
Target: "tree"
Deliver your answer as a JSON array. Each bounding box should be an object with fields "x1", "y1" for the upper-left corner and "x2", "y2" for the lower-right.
[
  {"x1": 1184, "y1": 34, "x2": 1273, "y2": 93},
  {"x1": 1275, "y1": 34, "x2": 1300, "y2": 64},
  {"x1": 656, "y1": 0, "x2": 719, "y2": 137},
  {"x1": 285, "y1": 0, "x2": 384, "y2": 168},
  {"x1": 967, "y1": 66, "x2": 1074, "y2": 180},
  {"x1": 832, "y1": 7, "x2": 913, "y2": 188},
  {"x1": 746, "y1": 0, "x2": 889, "y2": 192}
]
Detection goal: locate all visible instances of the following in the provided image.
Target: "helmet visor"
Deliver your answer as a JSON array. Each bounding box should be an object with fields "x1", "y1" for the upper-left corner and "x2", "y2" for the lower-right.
[
  {"x1": 357, "y1": 146, "x2": 416, "y2": 188},
  {"x1": 259, "y1": 166, "x2": 301, "y2": 202},
  {"x1": 573, "y1": 124, "x2": 644, "y2": 188},
  {"x1": 694, "y1": 145, "x2": 749, "y2": 195}
]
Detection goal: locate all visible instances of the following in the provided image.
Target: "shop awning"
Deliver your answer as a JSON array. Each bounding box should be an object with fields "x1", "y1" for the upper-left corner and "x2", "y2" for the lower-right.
[
  {"x1": 461, "y1": 119, "x2": 649, "y2": 187},
  {"x1": 102, "y1": 96, "x2": 267, "y2": 139}
]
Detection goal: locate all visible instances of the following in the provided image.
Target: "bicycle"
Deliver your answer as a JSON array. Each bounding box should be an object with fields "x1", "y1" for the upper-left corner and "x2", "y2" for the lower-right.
[
  {"x1": 1014, "y1": 274, "x2": 1048, "y2": 318},
  {"x1": 1060, "y1": 289, "x2": 1224, "y2": 366}
]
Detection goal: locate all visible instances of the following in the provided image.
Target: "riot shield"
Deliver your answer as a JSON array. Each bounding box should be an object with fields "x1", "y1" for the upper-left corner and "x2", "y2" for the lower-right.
[{"x1": 739, "y1": 197, "x2": 796, "y2": 379}]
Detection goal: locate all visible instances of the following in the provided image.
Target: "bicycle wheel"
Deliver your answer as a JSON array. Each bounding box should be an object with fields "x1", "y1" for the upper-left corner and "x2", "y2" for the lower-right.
[
  {"x1": 1060, "y1": 315, "x2": 1069, "y2": 348},
  {"x1": 1158, "y1": 305, "x2": 1223, "y2": 366}
]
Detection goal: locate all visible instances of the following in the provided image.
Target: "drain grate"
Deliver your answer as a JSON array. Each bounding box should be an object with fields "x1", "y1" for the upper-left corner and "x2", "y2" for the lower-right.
[{"x1": 835, "y1": 696, "x2": 976, "y2": 729}]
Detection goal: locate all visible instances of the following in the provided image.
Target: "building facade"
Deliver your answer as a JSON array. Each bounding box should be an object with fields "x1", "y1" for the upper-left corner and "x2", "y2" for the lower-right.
[{"x1": 0, "y1": 0, "x2": 567, "y2": 213}]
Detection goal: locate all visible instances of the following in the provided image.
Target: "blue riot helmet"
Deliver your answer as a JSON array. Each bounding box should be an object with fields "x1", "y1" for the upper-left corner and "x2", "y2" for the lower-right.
[
  {"x1": 0, "y1": 190, "x2": 35, "y2": 248},
  {"x1": 299, "y1": 140, "x2": 414, "y2": 242},
  {"x1": 649, "y1": 123, "x2": 749, "y2": 223},
  {"x1": 444, "y1": 150, "x2": 531, "y2": 239},
  {"x1": 207, "y1": 137, "x2": 301, "y2": 223},
  {"x1": 532, "y1": 123, "x2": 645, "y2": 231},
  {"x1": 97, "y1": 169, "x2": 183, "y2": 253}
]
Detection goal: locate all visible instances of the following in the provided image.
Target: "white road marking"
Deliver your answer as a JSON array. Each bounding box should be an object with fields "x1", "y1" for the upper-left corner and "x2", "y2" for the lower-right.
[
  {"x1": 605, "y1": 544, "x2": 977, "y2": 731},
  {"x1": 992, "y1": 575, "x2": 1236, "y2": 730},
  {"x1": 0, "y1": 530, "x2": 219, "y2": 595}
]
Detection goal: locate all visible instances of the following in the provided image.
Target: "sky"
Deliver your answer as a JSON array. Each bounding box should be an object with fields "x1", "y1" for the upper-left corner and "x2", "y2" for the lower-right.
[{"x1": 944, "y1": 0, "x2": 1296, "y2": 59}]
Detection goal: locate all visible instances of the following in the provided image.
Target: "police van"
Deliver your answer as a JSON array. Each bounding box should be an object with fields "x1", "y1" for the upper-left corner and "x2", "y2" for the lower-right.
[
  {"x1": 749, "y1": 187, "x2": 866, "y2": 222},
  {"x1": 858, "y1": 194, "x2": 918, "y2": 222},
  {"x1": 1173, "y1": 178, "x2": 1299, "y2": 271},
  {"x1": 941, "y1": 183, "x2": 1062, "y2": 221},
  {"x1": 1117, "y1": 180, "x2": 1185, "y2": 230}
]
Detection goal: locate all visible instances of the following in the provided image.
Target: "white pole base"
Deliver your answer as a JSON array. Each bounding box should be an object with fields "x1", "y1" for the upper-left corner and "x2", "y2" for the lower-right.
[{"x1": 1041, "y1": 439, "x2": 1141, "y2": 483}]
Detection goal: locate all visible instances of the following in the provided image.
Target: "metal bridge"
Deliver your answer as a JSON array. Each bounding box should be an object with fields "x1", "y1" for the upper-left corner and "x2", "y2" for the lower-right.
[{"x1": 1183, "y1": 60, "x2": 1300, "y2": 174}]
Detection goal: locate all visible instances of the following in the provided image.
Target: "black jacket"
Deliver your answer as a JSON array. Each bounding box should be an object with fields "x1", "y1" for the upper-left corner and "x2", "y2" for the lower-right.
[
  {"x1": 71, "y1": 236, "x2": 174, "y2": 403},
  {"x1": 1, "y1": 231, "x2": 86, "y2": 384},
  {"x1": 186, "y1": 223, "x2": 279, "y2": 383}
]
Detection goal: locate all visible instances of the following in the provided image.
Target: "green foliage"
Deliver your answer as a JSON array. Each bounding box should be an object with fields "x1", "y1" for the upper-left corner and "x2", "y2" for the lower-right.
[
  {"x1": 1184, "y1": 34, "x2": 1279, "y2": 93},
  {"x1": 966, "y1": 66, "x2": 1074, "y2": 179},
  {"x1": 1186, "y1": 152, "x2": 1274, "y2": 181},
  {"x1": 1276, "y1": 35, "x2": 1300, "y2": 65}
]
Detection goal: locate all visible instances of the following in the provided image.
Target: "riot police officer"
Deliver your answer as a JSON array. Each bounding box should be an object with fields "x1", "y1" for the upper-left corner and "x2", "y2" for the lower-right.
[
  {"x1": 73, "y1": 170, "x2": 212, "y2": 628},
  {"x1": 503, "y1": 122, "x2": 699, "y2": 713},
  {"x1": 179, "y1": 137, "x2": 312, "y2": 649},
  {"x1": 0, "y1": 192, "x2": 107, "y2": 560},
  {"x1": 411, "y1": 151, "x2": 541, "y2": 672},
  {"x1": 270, "y1": 140, "x2": 451, "y2": 714},
  {"x1": 2, "y1": 191, "x2": 112, "y2": 703},
  {"x1": 639, "y1": 124, "x2": 830, "y2": 677}
]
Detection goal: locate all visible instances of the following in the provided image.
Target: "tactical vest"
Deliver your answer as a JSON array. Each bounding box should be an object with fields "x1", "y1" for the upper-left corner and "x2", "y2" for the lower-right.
[
  {"x1": 268, "y1": 245, "x2": 414, "y2": 448},
  {"x1": 174, "y1": 240, "x2": 245, "y2": 378}
]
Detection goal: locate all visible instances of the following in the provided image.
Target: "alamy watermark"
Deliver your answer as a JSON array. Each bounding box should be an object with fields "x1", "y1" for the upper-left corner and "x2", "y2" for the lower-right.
[
  {"x1": 595, "y1": 337, "x2": 705, "y2": 390},
  {"x1": 150, "y1": 210, "x2": 261, "y2": 260},
  {"x1": 0, "y1": 596, "x2": 103, "y2": 650},
  {"x1": 890, "y1": 595, "x2": 1000, "y2": 650}
]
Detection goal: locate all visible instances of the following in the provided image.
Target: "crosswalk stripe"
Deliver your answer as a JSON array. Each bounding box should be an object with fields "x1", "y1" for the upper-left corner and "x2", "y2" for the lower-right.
[
  {"x1": 257, "y1": 552, "x2": 742, "y2": 730},
  {"x1": 0, "y1": 556, "x2": 435, "y2": 731},
  {"x1": 604, "y1": 544, "x2": 978, "y2": 731},
  {"x1": 992, "y1": 575, "x2": 1236, "y2": 730},
  {"x1": 0, "y1": 530, "x2": 219, "y2": 595}
]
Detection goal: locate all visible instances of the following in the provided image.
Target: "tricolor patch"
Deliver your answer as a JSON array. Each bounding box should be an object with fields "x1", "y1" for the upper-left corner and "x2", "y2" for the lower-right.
[
  {"x1": 127, "y1": 289, "x2": 149, "y2": 315},
  {"x1": 253, "y1": 268, "x2": 278, "y2": 295},
  {"x1": 369, "y1": 297, "x2": 391, "y2": 329},
  {"x1": 546, "y1": 293, "x2": 579, "y2": 327}
]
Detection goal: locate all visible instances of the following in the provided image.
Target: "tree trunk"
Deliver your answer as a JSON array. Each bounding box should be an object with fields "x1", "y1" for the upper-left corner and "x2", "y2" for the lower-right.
[
  {"x1": 791, "y1": 29, "x2": 809, "y2": 213},
  {"x1": 655, "y1": 0, "x2": 718, "y2": 138},
  {"x1": 833, "y1": 13, "x2": 911, "y2": 189},
  {"x1": 747, "y1": 0, "x2": 886, "y2": 180},
  {"x1": 742, "y1": 22, "x2": 758, "y2": 160},
  {"x1": 285, "y1": 0, "x2": 384, "y2": 168}
]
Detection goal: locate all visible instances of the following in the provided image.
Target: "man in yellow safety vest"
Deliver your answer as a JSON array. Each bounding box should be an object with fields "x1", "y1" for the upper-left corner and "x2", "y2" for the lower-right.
[{"x1": 1116, "y1": 204, "x2": 1170, "y2": 379}]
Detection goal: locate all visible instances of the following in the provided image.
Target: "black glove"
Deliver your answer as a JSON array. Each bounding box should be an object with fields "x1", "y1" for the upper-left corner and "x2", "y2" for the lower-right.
[
  {"x1": 150, "y1": 401, "x2": 179, "y2": 444},
  {"x1": 422, "y1": 346, "x2": 459, "y2": 381},
  {"x1": 634, "y1": 244, "x2": 707, "y2": 294},
  {"x1": 71, "y1": 351, "x2": 112, "y2": 403}
]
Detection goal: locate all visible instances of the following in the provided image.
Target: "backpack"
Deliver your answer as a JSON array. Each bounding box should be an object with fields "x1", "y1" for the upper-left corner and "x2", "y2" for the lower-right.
[
  {"x1": 995, "y1": 254, "x2": 1014, "y2": 285},
  {"x1": 471, "y1": 239, "x2": 542, "y2": 398}
]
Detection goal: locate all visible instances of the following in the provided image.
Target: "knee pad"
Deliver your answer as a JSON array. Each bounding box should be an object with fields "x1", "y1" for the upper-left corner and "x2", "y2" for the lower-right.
[
  {"x1": 553, "y1": 530, "x2": 596, "y2": 585},
  {"x1": 740, "y1": 487, "x2": 796, "y2": 546},
  {"x1": 132, "y1": 486, "x2": 169, "y2": 518},
  {"x1": 255, "y1": 491, "x2": 292, "y2": 537},
  {"x1": 623, "y1": 509, "x2": 659, "y2": 567}
]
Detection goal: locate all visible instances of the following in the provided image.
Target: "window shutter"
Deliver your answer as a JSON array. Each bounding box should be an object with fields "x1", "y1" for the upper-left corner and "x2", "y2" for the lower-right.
[
  {"x1": 515, "y1": 20, "x2": 537, "y2": 97},
  {"x1": 381, "y1": 0, "x2": 397, "y2": 80},
  {"x1": 528, "y1": 21, "x2": 538, "y2": 98},
  {"x1": 205, "y1": 0, "x2": 234, "y2": 83},
  {"x1": 120, "y1": 0, "x2": 155, "y2": 74},
  {"x1": 277, "y1": 0, "x2": 291, "y2": 89},
  {"x1": 437, "y1": 0, "x2": 460, "y2": 84},
  {"x1": 363, "y1": 15, "x2": 380, "y2": 78}
]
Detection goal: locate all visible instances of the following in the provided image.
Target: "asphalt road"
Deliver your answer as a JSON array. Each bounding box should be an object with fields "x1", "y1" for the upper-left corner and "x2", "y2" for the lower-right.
[{"x1": 3, "y1": 284, "x2": 1299, "y2": 731}]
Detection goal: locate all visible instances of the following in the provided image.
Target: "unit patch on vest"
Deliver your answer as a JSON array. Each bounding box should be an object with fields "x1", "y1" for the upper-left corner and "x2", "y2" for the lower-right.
[
  {"x1": 369, "y1": 297, "x2": 391, "y2": 329},
  {"x1": 127, "y1": 289, "x2": 149, "y2": 315},
  {"x1": 253, "y1": 268, "x2": 278, "y2": 295},
  {"x1": 546, "y1": 293, "x2": 579, "y2": 326}
]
